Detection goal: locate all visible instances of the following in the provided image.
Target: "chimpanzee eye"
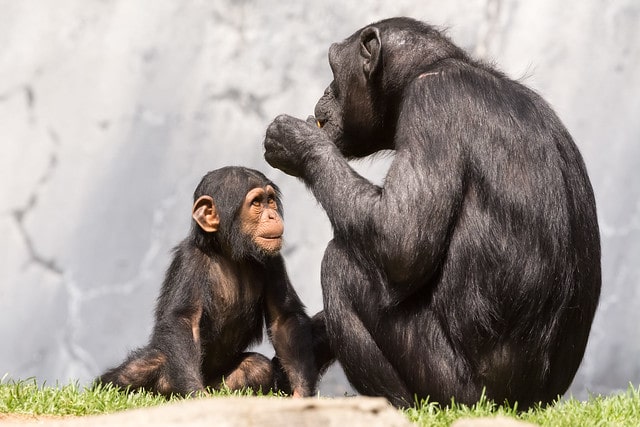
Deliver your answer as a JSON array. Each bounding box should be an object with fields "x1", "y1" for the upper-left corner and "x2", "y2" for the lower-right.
[
  {"x1": 268, "y1": 197, "x2": 278, "y2": 209},
  {"x1": 251, "y1": 198, "x2": 261, "y2": 207}
]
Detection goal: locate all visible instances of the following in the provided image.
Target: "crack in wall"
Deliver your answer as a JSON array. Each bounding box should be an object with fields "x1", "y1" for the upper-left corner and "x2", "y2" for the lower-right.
[
  {"x1": 12, "y1": 121, "x2": 63, "y2": 276},
  {"x1": 0, "y1": 85, "x2": 36, "y2": 125},
  {"x1": 24, "y1": 85, "x2": 34, "y2": 109},
  {"x1": 0, "y1": 84, "x2": 33, "y2": 105},
  {"x1": 12, "y1": 198, "x2": 63, "y2": 276},
  {"x1": 62, "y1": 275, "x2": 100, "y2": 382}
]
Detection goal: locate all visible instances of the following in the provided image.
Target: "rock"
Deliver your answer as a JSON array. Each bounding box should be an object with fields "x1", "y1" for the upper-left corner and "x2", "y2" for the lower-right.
[{"x1": 1, "y1": 396, "x2": 413, "y2": 427}]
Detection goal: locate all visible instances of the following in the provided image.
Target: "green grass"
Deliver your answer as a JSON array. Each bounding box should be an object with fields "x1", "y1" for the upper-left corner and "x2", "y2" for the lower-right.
[
  {"x1": 0, "y1": 377, "x2": 267, "y2": 417},
  {"x1": 1, "y1": 377, "x2": 639, "y2": 426},
  {"x1": 405, "y1": 385, "x2": 640, "y2": 426}
]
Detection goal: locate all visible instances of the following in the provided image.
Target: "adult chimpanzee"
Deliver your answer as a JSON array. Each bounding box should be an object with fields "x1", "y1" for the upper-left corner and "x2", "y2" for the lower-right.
[
  {"x1": 98, "y1": 167, "x2": 317, "y2": 397},
  {"x1": 263, "y1": 17, "x2": 601, "y2": 409}
]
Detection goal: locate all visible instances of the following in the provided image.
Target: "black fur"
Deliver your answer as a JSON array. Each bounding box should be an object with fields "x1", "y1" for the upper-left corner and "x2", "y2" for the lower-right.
[{"x1": 264, "y1": 17, "x2": 600, "y2": 409}]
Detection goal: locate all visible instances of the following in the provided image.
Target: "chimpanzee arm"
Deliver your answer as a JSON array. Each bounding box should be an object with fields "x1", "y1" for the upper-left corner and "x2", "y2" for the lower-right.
[
  {"x1": 264, "y1": 79, "x2": 465, "y2": 286},
  {"x1": 263, "y1": 256, "x2": 318, "y2": 396},
  {"x1": 149, "y1": 248, "x2": 206, "y2": 395},
  {"x1": 149, "y1": 311, "x2": 204, "y2": 394}
]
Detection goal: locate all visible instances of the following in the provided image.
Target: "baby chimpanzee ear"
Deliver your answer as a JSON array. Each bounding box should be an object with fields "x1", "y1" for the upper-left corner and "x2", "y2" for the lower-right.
[{"x1": 192, "y1": 195, "x2": 220, "y2": 233}]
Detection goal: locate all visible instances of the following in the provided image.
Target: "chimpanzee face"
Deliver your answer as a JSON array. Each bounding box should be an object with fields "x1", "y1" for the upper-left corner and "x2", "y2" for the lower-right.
[
  {"x1": 191, "y1": 167, "x2": 284, "y2": 262},
  {"x1": 239, "y1": 185, "x2": 283, "y2": 256},
  {"x1": 313, "y1": 31, "x2": 384, "y2": 159}
]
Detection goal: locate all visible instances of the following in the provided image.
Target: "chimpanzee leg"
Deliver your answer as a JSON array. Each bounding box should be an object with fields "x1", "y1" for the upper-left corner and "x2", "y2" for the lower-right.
[
  {"x1": 97, "y1": 346, "x2": 186, "y2": 395},
  {"x1": 216, "y1": 352, "x2": 274, "y2": 394},
  {"x1": 321, "y1": 240, "x2": 413, "y2": 407}
]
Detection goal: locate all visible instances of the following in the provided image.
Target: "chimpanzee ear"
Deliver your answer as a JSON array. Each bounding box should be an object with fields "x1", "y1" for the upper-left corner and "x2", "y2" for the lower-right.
[
  {"x1": 192, "y1": 195, "x2": 220, "y2": 233},
  {"x1": 360, "y1": 26, "x2": 381, "y2": 79}
]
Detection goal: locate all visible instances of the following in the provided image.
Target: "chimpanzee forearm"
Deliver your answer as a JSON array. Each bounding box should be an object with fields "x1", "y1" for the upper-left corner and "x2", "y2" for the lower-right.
[
  {"x1": 149, "y1": 319, "x2": 204, "y2": 395},
  {"x1": 270, "y1": 312, "x2": 318, "y2": 396}
]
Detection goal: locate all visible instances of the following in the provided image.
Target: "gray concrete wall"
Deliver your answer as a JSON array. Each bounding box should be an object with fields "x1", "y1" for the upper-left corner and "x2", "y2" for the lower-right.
[{"x1": 0, "y1": 0, "x2": 638, "y2": 399}]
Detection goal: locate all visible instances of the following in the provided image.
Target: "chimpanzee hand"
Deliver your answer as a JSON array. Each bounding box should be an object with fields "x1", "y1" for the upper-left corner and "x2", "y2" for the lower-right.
[{"x1": 264, "y1": 114, "x2": 325, "y2": 178}]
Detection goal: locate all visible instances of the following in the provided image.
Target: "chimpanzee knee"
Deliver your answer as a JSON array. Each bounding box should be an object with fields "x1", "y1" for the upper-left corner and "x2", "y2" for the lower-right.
[{"x1": 221, "y1": 352, "x2": 274, "y2": 393}]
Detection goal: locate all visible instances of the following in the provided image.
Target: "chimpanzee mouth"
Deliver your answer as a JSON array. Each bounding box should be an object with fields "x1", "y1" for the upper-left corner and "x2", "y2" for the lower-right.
[
  {"x1": 256, "y1": 235, "x2": 283, "y2": 254},
  {"x1": 259, "y1": 235, "x2": 282, "y2": 241}
]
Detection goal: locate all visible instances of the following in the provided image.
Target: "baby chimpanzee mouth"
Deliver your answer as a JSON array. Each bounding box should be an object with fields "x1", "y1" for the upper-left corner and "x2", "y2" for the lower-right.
[{"x1": 259, "y1": 234, "x2": 282, "y2": 240}]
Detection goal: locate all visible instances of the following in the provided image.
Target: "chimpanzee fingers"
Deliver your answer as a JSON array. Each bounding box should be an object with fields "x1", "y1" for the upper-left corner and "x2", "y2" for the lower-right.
[
  {"x1": 264, "y1": 116, "x2": 306, "y2": 175},
  {"x1": 266, "y1": 115, "x2": 303, "y2": 146},
  {"x1": 265, "y1": 115, "x2": 286, "y2": 140},
  {"x1": 267, "y1": 159, "x2": 302, "y2": 178},
  {"x1": 263, "y1": 145, "x2": 283, "y2": 169},
  {"x1": 264, "y1": 120, "x2": 288, "y2": 156},
  {"x1": 264, "y1": 139, "x2": 301, "y2": 177},
  {"x1": 263, "y1": 137, "x2": 284, "y2": 167}
]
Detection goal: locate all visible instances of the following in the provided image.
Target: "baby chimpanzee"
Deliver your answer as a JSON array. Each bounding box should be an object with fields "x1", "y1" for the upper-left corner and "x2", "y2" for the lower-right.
[{"x1": 98, "y1": 166, "x2": 317, "y2": 397}]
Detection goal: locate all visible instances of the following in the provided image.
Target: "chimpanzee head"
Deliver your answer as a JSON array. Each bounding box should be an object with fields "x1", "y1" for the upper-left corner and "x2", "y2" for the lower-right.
[
  {"x1": 314, "y1": 17, "x2": 465, "y2": 158},
  {"x1": 191, "y1": 166, "x2": 284, "y2": 261}
]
